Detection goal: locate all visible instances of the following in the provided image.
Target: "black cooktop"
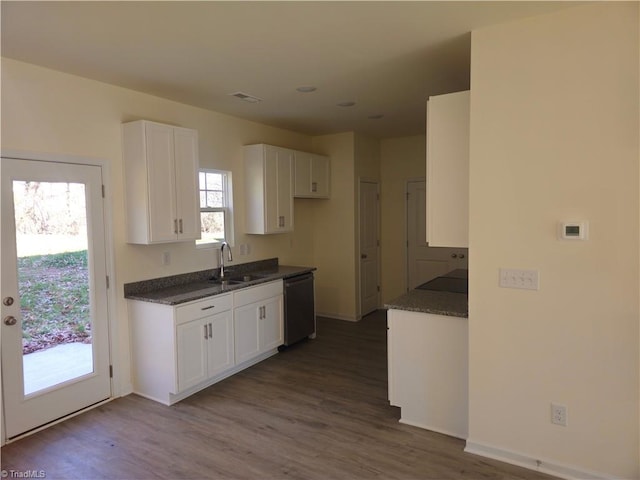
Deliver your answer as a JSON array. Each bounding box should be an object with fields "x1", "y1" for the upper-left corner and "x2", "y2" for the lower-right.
[{"x1": 416, "y1": 270, "x2": 468, "y2": 294}]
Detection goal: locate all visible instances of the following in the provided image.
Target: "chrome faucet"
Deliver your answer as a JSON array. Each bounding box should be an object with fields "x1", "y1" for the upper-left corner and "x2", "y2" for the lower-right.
[{"x1": 219, "y1": 242, "x2": 233, "y2": 279}]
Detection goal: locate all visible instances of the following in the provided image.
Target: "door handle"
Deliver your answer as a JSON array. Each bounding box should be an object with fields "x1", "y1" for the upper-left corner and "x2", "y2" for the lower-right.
[{"x1": 4, "y1": 316, "x2": 17, "y2": 326}]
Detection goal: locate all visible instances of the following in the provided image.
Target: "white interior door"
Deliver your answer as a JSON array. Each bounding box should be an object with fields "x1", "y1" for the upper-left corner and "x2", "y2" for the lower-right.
[
  {"x1": 1, "y1": 157, "x2": 111, "y2": 440},
  {"x1": 407, "y1": 180, "x2": 468, "y2": 290},
  {"x1": 359, "y1": 180, "x2": 380, "y2": 317}
]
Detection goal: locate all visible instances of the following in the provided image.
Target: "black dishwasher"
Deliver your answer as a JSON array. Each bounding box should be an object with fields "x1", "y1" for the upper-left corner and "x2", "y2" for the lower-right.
[{"x1": 283, "y1": 272, "x2": 315, "y2": 346}]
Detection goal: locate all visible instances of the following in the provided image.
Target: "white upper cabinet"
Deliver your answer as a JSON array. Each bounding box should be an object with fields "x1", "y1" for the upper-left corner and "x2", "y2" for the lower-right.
[
  {"x1": 244, "y1": 144, "x2": 294, "y2": 234},
  {"x1": 293, "y1": 151, "x2": 330, "y2": 198},
  {"x1": 122, "y1": 120, "x2": 201, "y2": 244},
  {"x1": 426, "y1": 91, "x2": 470, "y2": 248}
]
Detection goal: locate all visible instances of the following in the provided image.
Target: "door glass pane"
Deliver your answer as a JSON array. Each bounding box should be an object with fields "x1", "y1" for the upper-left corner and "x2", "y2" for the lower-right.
[{"x1": 13, "y1": 181, "x2": 93, "y2": 395}]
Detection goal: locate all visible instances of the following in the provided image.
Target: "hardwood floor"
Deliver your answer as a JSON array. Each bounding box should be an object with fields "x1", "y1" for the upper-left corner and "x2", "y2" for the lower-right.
[{"x1": 1, "y1": 311, "x2": 557, "y2": 480}]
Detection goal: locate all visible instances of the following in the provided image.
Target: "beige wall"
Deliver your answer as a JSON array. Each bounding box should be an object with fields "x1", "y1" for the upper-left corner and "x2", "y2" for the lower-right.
[
  {"x1": 468, "y1": 3, "x2": 639, "y2": 478},
  {"x1": 354, "y1": 133, "x2": 381, "y2": 318},
  {"x1": 311, "y1": 133, "x2": 358, "y2": 320},
  {"x1": 380, "y1": 135, "x2": 426, "y2": 303},
  {"x1": 1, "y1": 58, "x2": 320, "y2": 394}
]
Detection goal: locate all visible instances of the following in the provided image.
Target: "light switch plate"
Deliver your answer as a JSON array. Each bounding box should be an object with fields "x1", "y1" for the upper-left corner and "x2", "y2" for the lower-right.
[{"x1": 499, "y1": 268, "x2": 539, "y2": 290}]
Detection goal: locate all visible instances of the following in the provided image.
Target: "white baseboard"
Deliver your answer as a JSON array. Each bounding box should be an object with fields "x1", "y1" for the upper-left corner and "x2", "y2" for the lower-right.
[{"x1": 465, "y1": 440, "x2": 616, "y2": 480}]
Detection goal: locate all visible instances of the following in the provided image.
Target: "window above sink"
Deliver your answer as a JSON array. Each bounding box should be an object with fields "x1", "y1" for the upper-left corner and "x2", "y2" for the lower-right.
[{"x1": 197, "y1": 168, "x2": 234, "y2": 248}]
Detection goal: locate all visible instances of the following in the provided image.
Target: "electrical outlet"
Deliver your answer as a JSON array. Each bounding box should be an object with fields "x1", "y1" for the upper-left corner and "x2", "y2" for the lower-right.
[
  {"x1": 162, "y1": 251, "x2": 171, "y2": 266},
  {"x1": 551, "y1": 403, "x2": 568, "y2": 426},
  {"x1": 499, "y1": 268, "x2": 539, "y2": 290}
]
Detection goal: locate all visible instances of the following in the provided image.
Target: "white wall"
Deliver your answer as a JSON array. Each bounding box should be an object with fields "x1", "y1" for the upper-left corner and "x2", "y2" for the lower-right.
[
  {"x1": 1, "y1": 58, "x2": 318, "y2": 395},
  {"x1": 467, "y1": 3, "x2": 639, "y2": 478}
]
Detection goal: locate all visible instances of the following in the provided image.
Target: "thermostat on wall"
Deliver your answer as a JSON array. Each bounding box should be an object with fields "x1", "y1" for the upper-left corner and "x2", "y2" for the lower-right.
[{"x1": 559, "y1": 221, "x2": 588, "y2": 240}]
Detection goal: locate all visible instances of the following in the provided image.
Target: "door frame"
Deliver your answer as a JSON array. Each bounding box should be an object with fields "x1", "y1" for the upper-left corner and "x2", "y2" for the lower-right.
[
  {"x1": 357, "y1": 177, "x2": 381, "y2": 319},
  {"x1": 0, "y1": 149, "x2": 119, "y2": 445}
]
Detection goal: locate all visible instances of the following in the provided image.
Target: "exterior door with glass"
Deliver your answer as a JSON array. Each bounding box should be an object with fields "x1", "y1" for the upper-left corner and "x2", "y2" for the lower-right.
[{"x1": 1, "y1": 157, "x2": 111, "y2": 439}]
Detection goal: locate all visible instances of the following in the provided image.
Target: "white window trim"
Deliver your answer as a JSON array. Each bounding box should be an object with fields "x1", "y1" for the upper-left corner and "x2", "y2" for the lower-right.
[{"x1": 196, "y1": 168, "x2": 234, "y2": 249}]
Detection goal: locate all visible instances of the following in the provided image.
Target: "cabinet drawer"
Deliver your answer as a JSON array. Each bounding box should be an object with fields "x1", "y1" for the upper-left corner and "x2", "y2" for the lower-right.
[
  {"x1": 176, "y1": 293, "x2": 232, "y2": 324},
  {"x1": 233, "y1": 280, "x2": 282, "y2": 306}
]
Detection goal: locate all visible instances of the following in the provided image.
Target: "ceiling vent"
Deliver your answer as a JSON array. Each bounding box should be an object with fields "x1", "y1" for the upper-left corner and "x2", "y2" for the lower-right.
[{"x1": 229, "y1": 91, "x2": 262, "y2": 103}]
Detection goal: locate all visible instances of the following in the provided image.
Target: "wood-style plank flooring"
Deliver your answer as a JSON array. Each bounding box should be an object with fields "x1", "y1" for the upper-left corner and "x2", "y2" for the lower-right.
[{"x1": 1, "y1": 311, "x2": 557, "y2": 479}]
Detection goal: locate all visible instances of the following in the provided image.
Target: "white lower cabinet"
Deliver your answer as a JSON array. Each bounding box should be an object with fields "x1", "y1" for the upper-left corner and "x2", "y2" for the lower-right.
[
  {"x1": 129, "y1": 280, "x2": 284, "y2": 406},
  {"x1": 233, "y1": 280, "x2": 284, "y2": 364},
  {"x1": 176, "y1": 309, "x2": 234, "y2": 392}
]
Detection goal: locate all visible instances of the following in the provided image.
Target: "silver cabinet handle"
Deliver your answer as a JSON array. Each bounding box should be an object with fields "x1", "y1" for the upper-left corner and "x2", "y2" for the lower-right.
[
  {"x1": 201, "y1": 305, "x2": 215, "y2": 311},
  {"x1": 179, "y1": 219, "x2": 183, "y2": 234},
  {"x1": 279, "y1": 216, "x2": 285, "y2": 228},
  {"x1": 208, "y1": 323, "x2": 212, "y2": 338},
  {"x1": 204, "y1": 324, "x2": 208, "y2": 339},
  {"x1": 311, "y1": 182, "x2": 317, "y2": 193},
  {"x1": 174, "y1": 219, "x2": 178, "y2": 234}
]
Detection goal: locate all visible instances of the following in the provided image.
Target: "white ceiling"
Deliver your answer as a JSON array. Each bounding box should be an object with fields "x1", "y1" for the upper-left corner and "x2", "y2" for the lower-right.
[{"x1": 1, "y1": 1, "x2": 576, "y2": 138}]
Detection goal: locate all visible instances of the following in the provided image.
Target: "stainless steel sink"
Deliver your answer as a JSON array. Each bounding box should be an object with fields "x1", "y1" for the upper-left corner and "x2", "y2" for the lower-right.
[
  {"x1": 229, "y1": 274, "x2": 266, "y2": 282},
  {"x1": 209, "y1": 273, "x2": 268, "y2": 286},
  {"x1": 208, "y1": 278, "x2": 242, "y2": 287}
]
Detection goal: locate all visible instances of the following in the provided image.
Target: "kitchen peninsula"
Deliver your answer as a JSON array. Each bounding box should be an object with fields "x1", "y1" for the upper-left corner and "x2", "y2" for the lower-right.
[{"x1": 385, "y1": 269, "x2": 468, "y2": 439}]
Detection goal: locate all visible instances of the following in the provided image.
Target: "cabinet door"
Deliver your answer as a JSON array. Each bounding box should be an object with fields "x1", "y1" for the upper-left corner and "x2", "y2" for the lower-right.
[
  {"x1": 176, "y1": 318, "x2": 208, "y2": 392},
  {"x1": 264, "y1": 146, "x2": 293, "y2": 233},
  {"x1": 260, "y1": 295, "x2": 283, "y2": 352},
  {"x1": 234, "y1": 301, "x2": 261, "y2": 364},
  {"x1": 264, "y1": 146, "x2": 280, "y2": 233},
  {"x1": 276, "y1": 149, "x2": 293, "y2": 231},
  {"x1": 310, "y1": 154, "x2": 330, "y2": 198},
  {"x1": 426, "y1": 90, "x2": 470, "y2": 248},
  {"x1": 207, "y1": 310, "x2": 234, "y2": 377},
  {"x1": 173, "y1": 127, "x2": 201, "y2": 241},
  {"x1": 145, "y1": 122, "x2": 178, "y2": 243},
  {"x1": 294, "y1": 152, "x2": 312, "y2": 197},
  {"x1": 294, "y1": 152, "x2": 329, "y2": 198}
]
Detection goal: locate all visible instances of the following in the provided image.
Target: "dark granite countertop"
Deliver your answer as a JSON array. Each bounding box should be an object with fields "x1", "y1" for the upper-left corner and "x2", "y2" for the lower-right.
[
  {"x1": 124, "y1": 258, "x2": 315, "y2": 306},
  {"x1": 384, "y1": 270, "x2": 468, "y2": 318}
]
